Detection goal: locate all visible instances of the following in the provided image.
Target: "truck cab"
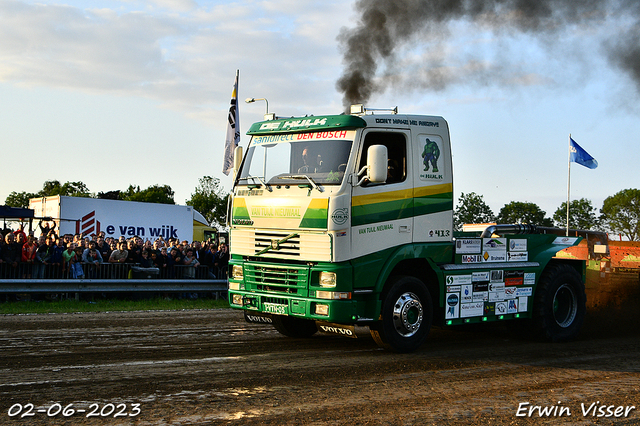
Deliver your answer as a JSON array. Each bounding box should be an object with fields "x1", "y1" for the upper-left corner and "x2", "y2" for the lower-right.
[{"x1": 228, "y1": 105, "x2": 585, "y2": 352}]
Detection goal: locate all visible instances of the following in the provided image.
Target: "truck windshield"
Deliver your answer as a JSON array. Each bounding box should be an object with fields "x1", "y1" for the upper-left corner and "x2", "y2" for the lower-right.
[{"x1": 238, "y1": 133, "x2": 354, "y2": 186}]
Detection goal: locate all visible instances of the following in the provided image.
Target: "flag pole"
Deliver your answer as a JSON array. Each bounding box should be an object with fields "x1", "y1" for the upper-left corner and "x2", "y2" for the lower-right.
[{"x1": 566, "y1": 134, "x2": 571, "y2": 236}]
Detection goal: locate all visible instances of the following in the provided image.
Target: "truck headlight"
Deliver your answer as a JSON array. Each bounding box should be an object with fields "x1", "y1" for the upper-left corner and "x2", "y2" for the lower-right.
[
  {"x1": 319, "y1": 271, "x2": 336, "y2": 287},
  {"x1": 231, "y1": 294, "x2": 243, "y2": 306},
  {"x1": 315, "y1": 304, "x2": 329, "y2": 316},
  {"x1": 232, "y1": 265, "x2": 243, "y2": 280}
]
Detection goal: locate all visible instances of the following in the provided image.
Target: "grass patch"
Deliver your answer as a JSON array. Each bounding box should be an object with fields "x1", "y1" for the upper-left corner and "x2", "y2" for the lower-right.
[{"x1": 0, "y1": 296, "x2": 229, "y2": 315}]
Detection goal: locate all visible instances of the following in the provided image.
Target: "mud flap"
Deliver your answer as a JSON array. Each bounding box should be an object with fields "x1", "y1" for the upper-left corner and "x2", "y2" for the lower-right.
[
  {"x1": 244, "y1": 311, "x2": 273, "y2": 324},
  {"x1": 316, "y1": 322, "x2": 357, "y2": 338}
]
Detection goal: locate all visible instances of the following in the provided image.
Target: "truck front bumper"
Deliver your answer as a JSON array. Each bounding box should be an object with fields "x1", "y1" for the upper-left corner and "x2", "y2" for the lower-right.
[
  {"x1": 228, "y1": 289, "x2": 359, "y2": 324},
  {"x1": 227, "y1": 258, "x2": 375, "y2": 324}
]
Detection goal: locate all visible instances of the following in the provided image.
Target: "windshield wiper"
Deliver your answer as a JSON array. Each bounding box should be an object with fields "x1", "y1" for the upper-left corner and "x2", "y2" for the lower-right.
[
  {"x1": 278, "y1": 174, "x2": 323, "y2": 193},
  {"x1": 241, "y1": 175, "x2": 272, "y2": 192}
]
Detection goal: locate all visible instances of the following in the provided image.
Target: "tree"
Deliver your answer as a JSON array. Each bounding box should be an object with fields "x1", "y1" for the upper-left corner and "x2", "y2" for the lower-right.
[
  {"x1": 4, "y1": 191, "x2": 38, "y2": 208},
  {"x1": 497, "y1": 201, "x2": 553, "y2": 226},
  {"x1": 4, "y1": 180, "x2": 92, "y2": 208},
  {"x1": 553, "y1": 198, "x2": 598, "y2": 230},
  {"x1": 453, "y1": 192, "x2": 496, "y2": 231},
  {"x1": 600, "y1": 188, "x2": 640, "y2": 241},
  {"x1": 121, "y1": 184, "x2": 175, "y2": 204},
  {"x1": 186, "y1": 176, "x2": 228, "y2": 228},
  {"x1": 97, "y1": 190, "x2": 122, "y2": 200},
  {"x1": 40, "y1": 180, "x2": 91, "y2": 197}
]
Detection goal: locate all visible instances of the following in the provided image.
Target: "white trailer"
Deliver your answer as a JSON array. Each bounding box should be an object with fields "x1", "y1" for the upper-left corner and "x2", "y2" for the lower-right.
[{"x1": 29, "y1": 196, "x2": 214, "y2": 242}]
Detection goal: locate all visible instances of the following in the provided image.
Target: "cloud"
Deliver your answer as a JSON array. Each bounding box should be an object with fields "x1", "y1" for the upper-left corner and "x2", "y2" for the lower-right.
[{"x1": 0, "y1": 0, "x2": 352, "y2": 122}]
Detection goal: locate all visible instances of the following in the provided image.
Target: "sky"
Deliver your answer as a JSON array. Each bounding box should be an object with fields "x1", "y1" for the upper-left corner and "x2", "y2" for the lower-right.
[{"x1": 0, "y1": 0, "x2": 638, "y2": 224}]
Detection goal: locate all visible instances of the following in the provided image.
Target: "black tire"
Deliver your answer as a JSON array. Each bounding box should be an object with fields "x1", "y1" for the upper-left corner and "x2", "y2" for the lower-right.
[
  {"x1": 370, "y1": 276, "x2": 433, "y2": 353},
  {"x1": 533, "y1": 263, "x2": 586, "y2": 342},
  {"x1": 271, "y1": 315, "x2": 318, "y2": 338}
]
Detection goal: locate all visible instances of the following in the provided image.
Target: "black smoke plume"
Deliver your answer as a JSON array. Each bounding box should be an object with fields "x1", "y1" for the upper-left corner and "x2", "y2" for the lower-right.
[{"x1": 337, "y1": 0, "x2": 640, "y2": 108}]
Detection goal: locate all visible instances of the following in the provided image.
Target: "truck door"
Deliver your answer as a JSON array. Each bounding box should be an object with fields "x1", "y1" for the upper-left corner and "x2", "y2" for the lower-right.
[
  {"x1": 351, "y1": 129, "x2": 413, "y2": 258},
  {"x1": 411, "y1": 132, "x2": 453, "y2": 243}
]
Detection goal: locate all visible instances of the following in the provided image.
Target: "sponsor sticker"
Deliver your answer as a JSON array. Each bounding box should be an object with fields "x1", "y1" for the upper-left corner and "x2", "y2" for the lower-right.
[
  {"x1": 446, "y1": 275, "x2": 472, "y2": 285},
  {"x1": 488, "y1": 282, "x2": 505, "y2": 302},
  {"x1": 473, "y1": 291, "x2": 488, "y2": 303},
  {"x1": 472, "y1": 271, "x2": 490, "y2": 282},
  {"x1": 456, "y1": 238, "x2": 481, "y2": 254},
  {"x1": 489, "y1": 291, "x2": 505, "y2": 302},
  {"x1": 505, "y1": 270, "x2": 524, "y2": 286},
  {"x1": 552, "y1": 236, "x2": 580, "y2": 245},
  {"x1": 519, "y1": 296, "x2": 529, "y2": 312},
  {"x1": 515, "y1": 287, "x2": 533, "y2": 297},
  {"x1": 461, "y1": 302, "x2": 485, "y2": 318},
  {"x1": 509, "y1": 239, "x2": 528, "y2": 251},
  {"x1": 488, "y1": 282, "x2": 505, "y2": 292},
  {"x1": 507, "y1": 251, "x2": 529, "y2": 262},
  {"x1": 483, "y1": 238, "x2": 507, "y2": 263},
  {"x1": 507, "y1": 299, "x2": 518, "y2": 314},
  {"x1": 473, "y1": 282, "x2": 488, "y2": 292},
  {"x1": 495, "y1": 301, "x2": 508, "y2": 315},
  {"x1": 505, "y1": 287, "x2": 517, "y2": 299},
  {"x1": 483, "y1": 238, "x2": 507, "y2": 250},
  {"x1": 462, "y1": 254, "x2": 482, "y2": 263},
  {"x1": 445, "y1": 293, "x2": 460, "y2": 319},
  {"x1": 461, "y1": 284, "x2": 473, "y2": 303},
  {"x1": 490, "y1": 270, "x2": 504, "y2": 282},
  {"x1": 484, "y1": 302, "x2": 495, "y2": 316},
  {"x1": 483, "y1": 251, "x2": 507, "y2": 262},
  {"x1": 447, "y1": 285, "x2": 461, "y2": 293},
  {"x1": 524, "y1": 272, "x2": 536, "y2": 285}
]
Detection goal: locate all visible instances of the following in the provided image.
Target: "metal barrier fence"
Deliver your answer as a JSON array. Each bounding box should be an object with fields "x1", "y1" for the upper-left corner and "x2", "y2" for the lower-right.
[
  {"x1": 0, "y1": 262, "x2": 226, "y2": 280},
  {"x1": 0, "y1": 262, "x2": 228, "y2": 296}
]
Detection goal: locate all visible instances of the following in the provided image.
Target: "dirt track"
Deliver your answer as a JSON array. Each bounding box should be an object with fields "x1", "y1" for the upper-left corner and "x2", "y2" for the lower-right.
[{"x1": 1, "y1": 272, "x2": 639, "y2": 426}]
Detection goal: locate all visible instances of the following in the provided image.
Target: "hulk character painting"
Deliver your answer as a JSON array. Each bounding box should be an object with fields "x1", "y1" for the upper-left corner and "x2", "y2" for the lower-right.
[{"x1": 422, "y1": 138, "x2": 440, "y2": 172}]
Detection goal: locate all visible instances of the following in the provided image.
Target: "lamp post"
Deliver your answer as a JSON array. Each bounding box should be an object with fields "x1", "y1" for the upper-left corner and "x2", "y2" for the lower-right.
[
  {"x1": 245, "y1": 97, "x2": 268, "y2": 114},
  {"x1": 245, "y1": 97, "x2": 274, "y2": 120}
]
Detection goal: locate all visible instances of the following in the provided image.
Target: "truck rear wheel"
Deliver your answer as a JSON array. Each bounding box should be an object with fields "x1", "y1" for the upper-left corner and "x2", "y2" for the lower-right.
[
  {"x1": 271, "y1": 315, "x2": 318, "y2": 338},
  {"x1": 370, "y1": 276, "x2": 432, "y2": 353},
  {"x1": 533, "y1": 263, "x2": 586, "y2": 342}
]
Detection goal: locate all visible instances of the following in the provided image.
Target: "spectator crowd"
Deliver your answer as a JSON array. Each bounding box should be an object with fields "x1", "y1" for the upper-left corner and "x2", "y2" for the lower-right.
[{"x1": 0, "y1": 220, "x2": 229, "y2": 280}]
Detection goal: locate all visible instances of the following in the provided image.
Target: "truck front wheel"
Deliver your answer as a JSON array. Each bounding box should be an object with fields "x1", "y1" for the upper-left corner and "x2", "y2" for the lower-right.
[
  {"x1": 370, "y1": 276, "x2": 433, "y2": 353},
  {"x1": 271, "y1": 315, "x2": 318, "y2": 338},
  {"x1": 533, "y1": 263, "x2": 586, "y2": 342}
]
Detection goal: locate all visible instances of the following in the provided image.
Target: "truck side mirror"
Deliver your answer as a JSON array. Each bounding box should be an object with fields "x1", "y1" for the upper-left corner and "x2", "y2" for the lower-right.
[
  {"x1": 367, "y1": 145, "x2": 388, "y2": 183},
  {"x1": 356, "y1": 144, "x2": 388, "y2": 186},
  {"x1": 233, "y1": 146, "x2": 243, "y2": 175}
]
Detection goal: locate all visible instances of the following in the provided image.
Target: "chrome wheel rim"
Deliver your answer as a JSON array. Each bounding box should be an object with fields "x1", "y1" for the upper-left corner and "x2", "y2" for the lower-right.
[{"x1": 392, "y1": 292, "x2": 423, "y2": 337}]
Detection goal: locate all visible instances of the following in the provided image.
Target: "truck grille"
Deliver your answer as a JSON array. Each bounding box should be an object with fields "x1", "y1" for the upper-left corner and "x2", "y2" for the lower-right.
[
  {"x1": 255, "y1": 231, "x2": 300, "y2": 256},
  {"x1": 230, "y1": 229, "x2": 332, "y2": 262},
  {"x1": 245, "y1": 264, "x2": 308, "y2": 295}
]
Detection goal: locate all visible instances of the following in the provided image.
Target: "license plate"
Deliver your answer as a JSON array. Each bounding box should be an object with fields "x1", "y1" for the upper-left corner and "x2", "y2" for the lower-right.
[{"x1": 263, "y1": 302, "x2": 288, "y2": 315}]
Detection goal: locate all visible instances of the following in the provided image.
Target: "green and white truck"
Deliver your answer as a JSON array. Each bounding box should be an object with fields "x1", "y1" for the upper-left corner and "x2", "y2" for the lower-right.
[{"x1": 227, "y1": 104, "x2": 586, "y2": 352}]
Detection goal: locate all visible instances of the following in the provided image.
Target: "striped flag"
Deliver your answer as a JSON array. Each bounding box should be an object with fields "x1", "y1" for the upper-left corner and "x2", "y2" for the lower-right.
[{"x1": 222, "y1": 70, "x2": 240, "y2": 176}]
